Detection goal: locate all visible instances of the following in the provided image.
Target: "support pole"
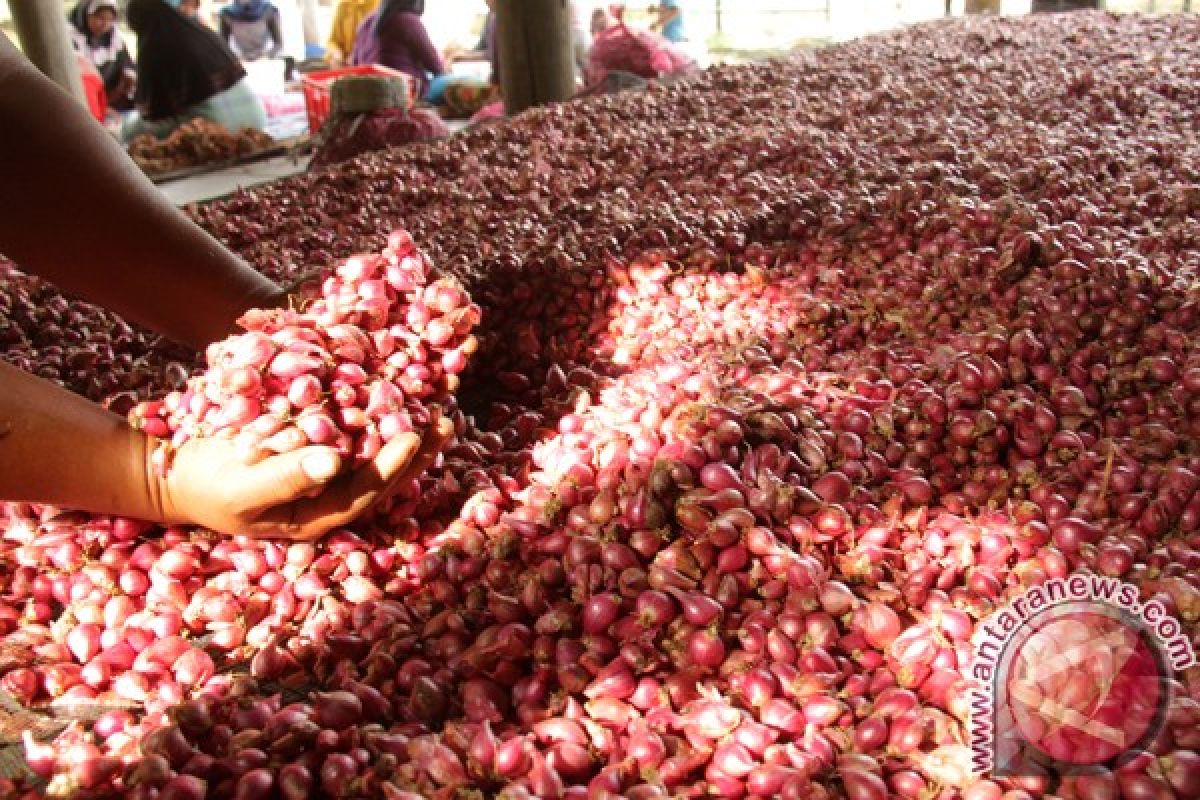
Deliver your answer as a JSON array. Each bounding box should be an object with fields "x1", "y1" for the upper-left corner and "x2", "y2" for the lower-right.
[
  {"x1": 496, "y1": 0, "x2": 575, "y2": 116},
  {"x1": 299, "y1": 0, "x2": 322, "y2": 55},
  {"x1": 9, "y1": 0, "x2": 86, "y2": 103}
]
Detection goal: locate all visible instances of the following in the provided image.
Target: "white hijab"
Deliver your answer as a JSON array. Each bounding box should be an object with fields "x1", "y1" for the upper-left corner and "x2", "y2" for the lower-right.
[{"x1": 70, "y1": 0, "x2": 128, "y2": 70}]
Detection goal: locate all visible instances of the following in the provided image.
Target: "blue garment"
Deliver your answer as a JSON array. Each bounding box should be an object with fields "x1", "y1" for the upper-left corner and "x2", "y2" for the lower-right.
[
  {"x1": 425, "y1": 73, "x2": 454, "y2": 103},
  {"x1": 660, "y1": 0, "x2": 684, "y2": 42},
  {"x1": 224, "y1": 0, "x2": 271, "y2": 21},
  {"x1": 223, "y1": 0, "x2": 271, "y2": 22}
]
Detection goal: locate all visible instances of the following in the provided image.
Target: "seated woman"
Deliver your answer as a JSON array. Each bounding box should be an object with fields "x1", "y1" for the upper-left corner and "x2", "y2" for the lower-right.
[
  {"x1": 371, "y1": 0, "x2": 444, "y2": 98},
  {"x1": 122, "y1": 0, "x2": 267, "y2": 142},
  {"x1": 68, "y1": 0, "x2": 136, "y2": 111},
  {"x1": 171, "y1": 0, "x2": 205, "y2": 23},
  {"x1": 217, "y1": 0, "x2": 284, "y2": 61},
  {"x1": 651, "y1": 0, "x2": 685, "y2": 44},
  {"x1": 591, "y1": 7, "x2": 613, "y2": 37},
  {"x1": 327, "y1": 0, "x2": 379, "y2": 67},
  {"x1": 348, "y1": 7, "x2": 380, "y2": 66}
]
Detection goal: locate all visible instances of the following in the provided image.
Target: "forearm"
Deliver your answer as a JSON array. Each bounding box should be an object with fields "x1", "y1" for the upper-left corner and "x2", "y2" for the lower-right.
[
  {"x1": 0, "y1": 362, "x2": 162, "y2": 520},
  {"x1": 0, "y1": 35, "x2": 281, "y2": 350}
]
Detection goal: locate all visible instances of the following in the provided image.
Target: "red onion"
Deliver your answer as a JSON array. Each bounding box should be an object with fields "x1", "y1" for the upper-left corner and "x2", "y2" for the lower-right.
[{"x1": 5, "y1": 14, "x2": 1200, "y2": 800}]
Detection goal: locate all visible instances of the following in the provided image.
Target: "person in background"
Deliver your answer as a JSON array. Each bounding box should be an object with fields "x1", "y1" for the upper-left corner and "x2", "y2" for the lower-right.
[
  {"x1": 122, "y1": 0, "x2": 268, "y2": 141},
  {"x1": 373, "y1": 0, "x2": 444, "y2": 98},
  {"x1": 175, "y1": 0, "x2": 204, "y2": 21},
  {"x1": 0, "y1": 31, "x2": 448, "y2": 540},
  {"x1": 218, "y1": 0, "x2": 284, "y2": 60},
  {"x1": 349, "y1": 7, "x2": 381, "y2": 66},
  {"x1": 651, "y1": 0, "x2": 684, "y2": 43},
  {"x1": 447, "y1": 0, "x2": 497, "y2": 82},
  {"x1": 591, "y1": 7, "x2": 614, "y2": 37},
  {"x1": 68, "y1": 0, "x2": 136, "y2": 111},
  {"x1": 327, "y1": 0, "x2": 380, "y2": 66},
  {"x1": 568, "y1": 1, "x2": 590, "y2": 78},
  {"x1": 299, "y1": 0, "x2": 324, "y2": 59},
  {"x1": 167, "y1": 0, "x2": 214, "y2": 28}
]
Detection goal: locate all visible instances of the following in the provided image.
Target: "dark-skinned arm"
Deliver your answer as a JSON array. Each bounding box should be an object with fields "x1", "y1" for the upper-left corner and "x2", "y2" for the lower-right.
[
  {"x1": 0, "y1": 32, "x2": 282, "y2": 351},
  {"x1": 0, "y1": 34, "x2": 456, "y2": 538},
  {"x1": 0, "y1": 362, "x2": 452, "y2": 539}
]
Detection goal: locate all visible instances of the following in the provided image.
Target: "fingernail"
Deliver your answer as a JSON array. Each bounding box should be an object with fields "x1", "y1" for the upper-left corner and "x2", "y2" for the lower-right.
[{"x1": 302, "y1": 450, "x2": 340, "y2": 481}]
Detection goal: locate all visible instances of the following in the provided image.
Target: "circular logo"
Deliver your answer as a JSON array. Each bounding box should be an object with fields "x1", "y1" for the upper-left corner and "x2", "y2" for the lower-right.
[{"x1": 1002, "y1": 606, "x2": 1167, "y2": 766}]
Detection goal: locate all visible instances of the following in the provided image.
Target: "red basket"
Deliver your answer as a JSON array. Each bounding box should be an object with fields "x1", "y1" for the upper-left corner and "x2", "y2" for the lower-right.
[{"x1": 300, "y1": 65, "x2": 416, "y2": 134}]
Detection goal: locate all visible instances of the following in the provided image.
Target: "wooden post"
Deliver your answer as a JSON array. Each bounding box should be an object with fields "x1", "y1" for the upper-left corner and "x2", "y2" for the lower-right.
[
  {"x1": 9, "y1": 0, "x2": 86, "y2": 103},
  {"x1": 496, "y1": 0, "x2": 576, "y2": 116}
]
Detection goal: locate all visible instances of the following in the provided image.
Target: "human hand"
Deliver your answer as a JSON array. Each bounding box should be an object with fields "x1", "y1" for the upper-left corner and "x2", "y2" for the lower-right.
[
  {"x1": 117, "y1": 73, "x2": 137, "y2": 102},
  {"x1": 149, "y1": 412, "x2": 453, "y2": 539}
]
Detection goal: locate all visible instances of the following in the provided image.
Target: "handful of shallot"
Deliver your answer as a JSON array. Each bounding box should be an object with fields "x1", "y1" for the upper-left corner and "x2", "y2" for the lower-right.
[{"x1": 131, "y1": 229, "x2": 480, "y2": 473}]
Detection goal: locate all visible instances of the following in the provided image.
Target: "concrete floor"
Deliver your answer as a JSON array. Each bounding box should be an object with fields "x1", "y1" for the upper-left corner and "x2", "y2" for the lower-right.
[
  {"x1": 158, "y1": 117, "x2": 471, "y2": 207},
  {"x1": 158, "y1": 151, "x2": 312, "y2": 207}
]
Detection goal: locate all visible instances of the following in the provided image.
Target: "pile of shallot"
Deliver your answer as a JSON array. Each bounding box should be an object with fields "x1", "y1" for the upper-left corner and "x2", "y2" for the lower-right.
[{"x1": 0, "y1": 10, "x2": 1197, "y2": 800}]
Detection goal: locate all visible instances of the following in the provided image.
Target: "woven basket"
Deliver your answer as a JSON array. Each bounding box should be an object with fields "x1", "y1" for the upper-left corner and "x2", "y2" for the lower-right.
[{"x1": 330, "y1": 75, "x2": 412, "y2": 117}]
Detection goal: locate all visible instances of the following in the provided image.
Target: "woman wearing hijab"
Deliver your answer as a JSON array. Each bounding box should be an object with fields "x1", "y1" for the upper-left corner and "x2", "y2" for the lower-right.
[
  {"x1": 168, "y1": 0, "x2": 206, "y2": 23},
  {"x1": 217, "y1": 0, "x2": 284, "y2": 61},
  {"x1": 122, "y1": 0, "x2": 267, "y2": 141},
  {"x1": 349, "y1": 7, "x2": 381, "y2": 66},
  {"x1": 372, "y1": 0, "x2": 444, "y2": 98},
  {"x1": 68, "y1": 0, "x2": 136, "y2": 110}
]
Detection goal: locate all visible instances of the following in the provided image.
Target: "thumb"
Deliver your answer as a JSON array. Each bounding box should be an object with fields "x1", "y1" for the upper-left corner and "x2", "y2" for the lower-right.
[
  {"x1": 239, "y1": 446, "x2": 344, "y2": 511},
  {"x1": 370, "y1": 432, "x2": 424, "y2": 485}
]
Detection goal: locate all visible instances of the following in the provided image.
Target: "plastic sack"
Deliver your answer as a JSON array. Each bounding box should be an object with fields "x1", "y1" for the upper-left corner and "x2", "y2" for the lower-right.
[
  {"x1": 469, "y1": 100, "x2": 505, "y2": 126},
  {"x1": 442, "y1": 79, "x2": 498, "y2": 118},
  {"x1": 585, "y1": 23, "x2": 696, "y2": 86}
]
